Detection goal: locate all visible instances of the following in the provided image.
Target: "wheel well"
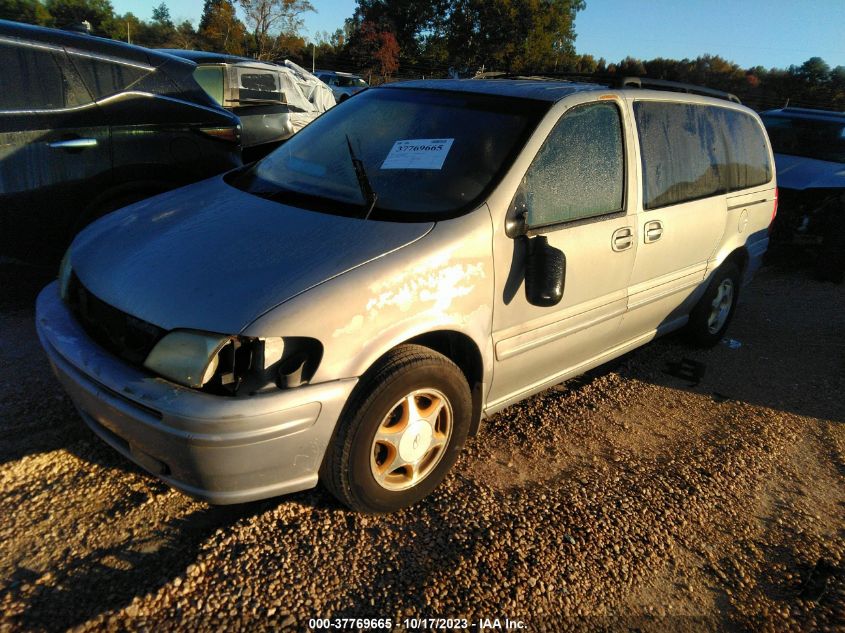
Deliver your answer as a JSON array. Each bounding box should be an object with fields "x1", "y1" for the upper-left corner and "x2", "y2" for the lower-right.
[
  {"x1": 724, "y1": 247, "x2": 749, "y2": 274},
  {"x1": 406, "y1": 331, "x2": 485, "y2": 436}
]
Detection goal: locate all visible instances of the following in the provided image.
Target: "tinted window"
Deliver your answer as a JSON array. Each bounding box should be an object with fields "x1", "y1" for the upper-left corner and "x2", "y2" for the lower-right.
[
  {"x1": 233, "y1": 88, "x2": 547, "y2": 219},
  {"x1": 68, "y1": 54, "x2": 149, "y2": 100},
  {"x1": 193, "y1": 65, "x2": 224, "y2": 105},
  {"x1": 634, "y1": 102, "x2": 771, "y2": 209},
  {"x1": 522, "y1": 102, "x2": 624, "y2": 228},
  {"x1": 0, "y1": 42, "x2": 72, "y2": 110},
  {"x1": 762, "y1": 114, "x2": 845, "y2": 164}
]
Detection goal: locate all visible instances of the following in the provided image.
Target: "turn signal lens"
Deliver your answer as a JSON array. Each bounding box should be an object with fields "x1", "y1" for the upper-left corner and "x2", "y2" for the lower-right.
[{"x1": 198, "y1": 125, "x2": 241, "y2": 144}]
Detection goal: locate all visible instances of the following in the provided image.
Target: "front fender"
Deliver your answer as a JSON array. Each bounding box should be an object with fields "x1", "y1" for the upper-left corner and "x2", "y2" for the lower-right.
[{"x1": 243, "y1": 207, "x2": 496, "y2": 393}]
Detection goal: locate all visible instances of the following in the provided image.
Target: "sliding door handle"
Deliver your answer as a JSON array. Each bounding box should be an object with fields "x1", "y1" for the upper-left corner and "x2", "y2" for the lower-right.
[
  {"x1": 644, "y1": 220, "x2": 663, "y2": 243},
  {"x1": 611, "y1": 226, "x2": 633, "y2": 251}
]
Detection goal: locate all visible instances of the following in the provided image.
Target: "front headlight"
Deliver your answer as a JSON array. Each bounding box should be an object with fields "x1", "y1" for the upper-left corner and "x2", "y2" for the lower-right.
[
  {"x1": 58, "y1": 248, "x2": 73, "y2": 301},
  {"x1": 143, "y1": 330, "x2": 322, "y2": 394},
  {"x1": 143, "y1": 330, "x2": 231, "y2": 388}
]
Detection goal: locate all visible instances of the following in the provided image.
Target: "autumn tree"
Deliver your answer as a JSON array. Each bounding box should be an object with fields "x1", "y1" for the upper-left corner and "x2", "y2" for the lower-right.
[
  {"x1": 170, "y1": 19, "x2": 199, "y2": 49},
  {"x1": 350, "y1": 0, "x2": 449, "y2": 62},
  {"x1": 238, "y1": 0, "x2": 314, "y2": 60},
  {"x1": 199, "y1": 0, "x2": 246, "y2": 54},
  {"x1": 0, "y1": 0, "x2": 51, "y2": 24},
  {"x1": 45, "y1": 0, "x2": 115, "y2": 33},
  {"x1": 347, "y1": 20, "x2": 399, "y2": 80},
  {"x1": 151, "y1": 2, "x2": 172, "y2": 28}
]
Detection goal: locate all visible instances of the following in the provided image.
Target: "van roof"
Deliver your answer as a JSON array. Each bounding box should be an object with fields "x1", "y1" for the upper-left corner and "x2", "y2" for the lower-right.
[
  {"x1": 383, "y1": 78, "x2": 749, "y2": 107},
  {"x1": 383, "y1": 79, "x2": 604, "y2": 102}
]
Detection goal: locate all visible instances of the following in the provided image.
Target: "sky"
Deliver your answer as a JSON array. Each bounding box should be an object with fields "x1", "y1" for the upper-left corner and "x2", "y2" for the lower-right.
[{"x1": 111, "y1": 0, "x2": 845, "y2": 70}]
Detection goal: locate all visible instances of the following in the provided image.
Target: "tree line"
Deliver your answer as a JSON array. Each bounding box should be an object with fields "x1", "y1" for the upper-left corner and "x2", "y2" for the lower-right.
[{"x1": 2, "y1": 0, "x2": 843, "y2": 111}]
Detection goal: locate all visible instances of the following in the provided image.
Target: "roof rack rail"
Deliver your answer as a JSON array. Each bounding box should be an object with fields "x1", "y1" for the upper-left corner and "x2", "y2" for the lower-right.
[{"x1": 620, "y1": 77, "x2": 741, "y2": 104}]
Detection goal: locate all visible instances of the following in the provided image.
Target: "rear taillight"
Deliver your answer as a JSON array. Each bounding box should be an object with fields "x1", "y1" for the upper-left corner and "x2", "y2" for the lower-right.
[
  {"x1": 198, "y1": 125, "x2": 240, "y2": 144},
  {"x1": 768, "y1": 188, "x2": 778, "y2": 236}
]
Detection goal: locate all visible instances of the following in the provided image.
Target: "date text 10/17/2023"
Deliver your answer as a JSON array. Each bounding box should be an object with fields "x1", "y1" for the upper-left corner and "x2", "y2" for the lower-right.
[{"x1": 307, "y1": 617, "x2": 527, "y2": 630}]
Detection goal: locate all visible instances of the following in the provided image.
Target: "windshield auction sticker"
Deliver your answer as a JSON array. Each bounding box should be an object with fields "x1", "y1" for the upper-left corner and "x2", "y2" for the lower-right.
[{"x1": 381, "y1": 139, "x2": 455, "y2": 170}]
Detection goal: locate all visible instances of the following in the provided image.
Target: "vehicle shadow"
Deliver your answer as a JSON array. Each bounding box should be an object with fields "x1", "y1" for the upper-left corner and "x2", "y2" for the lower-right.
[
  {"x1": 6, "y1": 500, "x2": 270, "y2": 630},
  {"x1": 634, "y1": 266, "x2": 845, "y2": 426}
]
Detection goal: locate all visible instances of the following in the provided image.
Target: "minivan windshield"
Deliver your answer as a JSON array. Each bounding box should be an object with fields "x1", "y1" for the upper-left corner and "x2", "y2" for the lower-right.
[
  {"x1": 231, "y1": 87, "x2": 549, "y2": 220},
  {"x1": 761, "y1": 114, "x2": 845, "y2": 163}
]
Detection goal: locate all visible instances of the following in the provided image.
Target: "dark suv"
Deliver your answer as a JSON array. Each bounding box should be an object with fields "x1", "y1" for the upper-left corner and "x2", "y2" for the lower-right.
[
  {"x1": 0, "y1": 20, "x2": 242, "y2": 261},
  {"x1": 761, "y1": 107, "x2": 845, "y2": 281}
]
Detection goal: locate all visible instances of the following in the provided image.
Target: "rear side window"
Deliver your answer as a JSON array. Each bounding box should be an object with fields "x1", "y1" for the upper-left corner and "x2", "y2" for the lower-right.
[
  {"x1": 762, "y1": 115, "x2": 845, "y2": 164},
  {"x1": 237, "y1": 69, "x2": 283, "y2": 102},
  {"x1": 193, "y1": 65, "x2": 224, "y2": 105},
  {"x1": 522, "y1": 101, "x2": 625, "y2": 228},
  {"x1": 0, "y1": 42, "x2": 86, "y2": 111},
  {"x1": 634, "y1": 102, "x2": 771, "y2": 210},
  {"x1": 718, "y1": 109, "x2": 772, "y2": 189},
  {"x1": 68, "y1": 54, "x2": 149, "y2": 100}
]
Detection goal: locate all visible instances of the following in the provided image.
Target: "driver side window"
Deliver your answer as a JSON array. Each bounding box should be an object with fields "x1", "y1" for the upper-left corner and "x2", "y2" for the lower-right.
[{"x1": 522, "y1": 101, "x2": 625, "y2": 229}]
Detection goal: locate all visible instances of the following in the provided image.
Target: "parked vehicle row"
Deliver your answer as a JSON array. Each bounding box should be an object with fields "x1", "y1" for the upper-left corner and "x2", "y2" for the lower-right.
[
  {"x1": 0, "y1": 21, "x2": 340, "y2": 261},
  {"x1": 36, "y1": 76, "x2": 777, "y2": 513},
  {"x1": 0, "y1": 20, "x2": 242, "y2": 261},
  {"x1": 315, "y1": 70, "x2": 368, "y2": 102},
  {"x1": 162, "y1": 50, "x2": 335, "y2": 160}
]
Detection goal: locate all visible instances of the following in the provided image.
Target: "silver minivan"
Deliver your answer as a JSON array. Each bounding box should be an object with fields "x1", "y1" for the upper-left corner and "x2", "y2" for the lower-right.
[{"x1": 36, "y1": 79, "x2": 777, "y2": 513}]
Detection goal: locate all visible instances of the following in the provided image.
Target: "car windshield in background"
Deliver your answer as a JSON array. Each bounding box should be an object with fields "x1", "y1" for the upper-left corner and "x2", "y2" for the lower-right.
[
  {"x1": 231, "y1": 87, "x2": 548, "y2": 220},
  {"x1": 762, "y1": 115, "x2": 845, "y2": 163},
  {"x1": 336, "y1": 76, "x2": 366, "y2": 88}
]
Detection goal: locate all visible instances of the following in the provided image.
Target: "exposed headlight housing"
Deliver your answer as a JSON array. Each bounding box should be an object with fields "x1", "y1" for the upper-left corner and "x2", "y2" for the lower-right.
[
  {"x1": 143, "y1": 330, "x2": 231, "y2": 388},
  {"x1": 143, "y1": 330, "x2": 322, "y2": 395}
]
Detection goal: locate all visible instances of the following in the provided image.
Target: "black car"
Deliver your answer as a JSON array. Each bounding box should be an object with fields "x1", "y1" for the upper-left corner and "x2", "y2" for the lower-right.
[{"x1": 0, "y1": 20, "x2": 242, "y2": 261}]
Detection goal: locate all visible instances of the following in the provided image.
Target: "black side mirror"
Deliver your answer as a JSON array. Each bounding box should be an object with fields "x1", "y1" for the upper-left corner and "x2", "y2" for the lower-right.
[{"x1": 525, "y1": 235, "x2": 565, "y2": 307}]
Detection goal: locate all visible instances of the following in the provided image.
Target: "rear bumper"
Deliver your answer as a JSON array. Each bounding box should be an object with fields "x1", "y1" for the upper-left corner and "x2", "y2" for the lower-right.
[
  {"x1": 36, "y1": 282, "x2": 356, "y2": 504},
  {"x1": 744, "y1": 234, "x2": 769, "y2": 286}
]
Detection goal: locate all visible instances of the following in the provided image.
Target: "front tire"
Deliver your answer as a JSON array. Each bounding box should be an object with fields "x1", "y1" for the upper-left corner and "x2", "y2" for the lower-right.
[
  {"x1": 320, "y1": 345, "x2": 471, "y2": 513},
  {"x1": 686, "y1": 262, "x2": 741, "y2": 347}
]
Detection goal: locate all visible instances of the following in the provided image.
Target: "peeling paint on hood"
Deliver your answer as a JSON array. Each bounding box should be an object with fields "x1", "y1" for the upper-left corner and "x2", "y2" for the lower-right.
[{"x1": 70, "y1": 175, "x2": 434, "y2": 334}]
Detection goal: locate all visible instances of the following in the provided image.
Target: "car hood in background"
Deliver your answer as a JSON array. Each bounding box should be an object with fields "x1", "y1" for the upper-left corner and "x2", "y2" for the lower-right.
[
  {"x1": 774, "y1": 153, "x2": 845, "y2": 190},
  {"x1": 71, "y1": 176, "x2": 433, "y2": 334}
]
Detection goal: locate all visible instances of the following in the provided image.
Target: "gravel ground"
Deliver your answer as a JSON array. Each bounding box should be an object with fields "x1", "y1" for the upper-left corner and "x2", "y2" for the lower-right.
[{"x1": 0, "y1": 261, "x2": 843, "y2": 632}]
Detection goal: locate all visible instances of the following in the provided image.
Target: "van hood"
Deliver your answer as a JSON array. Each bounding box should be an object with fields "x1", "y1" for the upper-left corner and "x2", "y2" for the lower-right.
[
  {"x1": 774, "y1": 153, "x2": 845, "y2": 190},
  {"x1": 71, "y1": 176, "x2": 433, "y2": 334}
]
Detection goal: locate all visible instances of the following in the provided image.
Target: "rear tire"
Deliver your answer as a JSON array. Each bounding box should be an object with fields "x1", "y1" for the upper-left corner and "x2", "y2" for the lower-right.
[
  {"x1": 320, "y1": 344, "x2": 471, "y2": 513},
  {"x1": 686, "y1": 262, "x2": 741, "y2": 348}
]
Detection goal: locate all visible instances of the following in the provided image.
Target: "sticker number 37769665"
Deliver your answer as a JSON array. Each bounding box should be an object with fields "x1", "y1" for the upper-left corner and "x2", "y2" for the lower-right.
[{"x1": 381, "y1": 139, "x2": 455, "y2": 170}]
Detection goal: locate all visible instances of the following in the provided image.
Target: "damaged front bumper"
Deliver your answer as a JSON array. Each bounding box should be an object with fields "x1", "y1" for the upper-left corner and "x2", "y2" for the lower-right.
[{"x1": 36, "y1": 282, "x2": 357, "y2": 504}]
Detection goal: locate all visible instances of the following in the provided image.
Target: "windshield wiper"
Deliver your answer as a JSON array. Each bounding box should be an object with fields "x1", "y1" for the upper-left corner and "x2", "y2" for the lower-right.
[{"x1": 345, "y1": 134, "x2": 378, "y2": 220}]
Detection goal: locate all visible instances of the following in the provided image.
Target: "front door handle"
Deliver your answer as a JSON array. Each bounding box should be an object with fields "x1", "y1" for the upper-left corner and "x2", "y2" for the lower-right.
[
  {"x1": 48, "y1": 138, "x2": 98, "y2": 150},
  {"x1": 644, "y1": 220, "x2": 663, "y2": 243},
  {"x1": 611, "y1": 226, "x2": 633, "y2": 251}
]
